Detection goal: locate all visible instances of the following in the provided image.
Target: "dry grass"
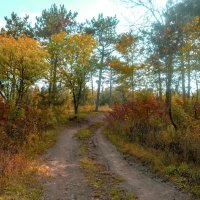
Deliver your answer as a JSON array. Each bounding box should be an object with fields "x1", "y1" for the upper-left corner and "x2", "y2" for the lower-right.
[{"x1": 0, "y1": 124, "x2": 62, "y2": 200}]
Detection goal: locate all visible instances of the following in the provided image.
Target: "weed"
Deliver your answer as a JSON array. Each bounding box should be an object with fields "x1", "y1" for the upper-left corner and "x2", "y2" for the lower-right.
[{"x1": 75, "y1": 129, "x2": 92, "y2": 140}]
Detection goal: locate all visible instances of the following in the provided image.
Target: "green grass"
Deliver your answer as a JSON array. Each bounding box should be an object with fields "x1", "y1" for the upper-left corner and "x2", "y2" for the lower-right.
[
  {"x1": 104, "y1": 128, "x2": 200, "y2": 199},
  {"x1": 75, "y1": 128, "x2": 93, "y2": 140},
  {"x1": 1, "y1": 176, "x2": 42, "y2": 200}
]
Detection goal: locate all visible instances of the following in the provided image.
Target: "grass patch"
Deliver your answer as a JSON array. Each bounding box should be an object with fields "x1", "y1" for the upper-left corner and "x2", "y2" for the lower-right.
[
  {"x1": 79, "y1": 145, "x2": 89, "y2": 154},
  {"x1": 1, "y1": 175, "x2": 42, "y2": 200},
  {"x1": 75, "y1": 128, "x2": 92, "y2": 140},
  {"x1": 104, "y1": 128, "x2": 198, "y2": 199},
  {"x1": 109, "y1": 187, "x2": 136, "y2": 200},
  {"x1": 80, "y1": 157, "x2": 136, "y2": 200}
]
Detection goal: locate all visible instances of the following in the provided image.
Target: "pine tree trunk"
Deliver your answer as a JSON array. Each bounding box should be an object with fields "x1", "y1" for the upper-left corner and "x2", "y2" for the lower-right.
[{"x1": 95, "y1": 54, "x2": 104, "y2": 112}]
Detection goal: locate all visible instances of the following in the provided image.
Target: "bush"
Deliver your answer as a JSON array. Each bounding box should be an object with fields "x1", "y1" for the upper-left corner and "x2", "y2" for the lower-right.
[{"x1": 107, "y1": 93, "x2": 200, "y2": 165}]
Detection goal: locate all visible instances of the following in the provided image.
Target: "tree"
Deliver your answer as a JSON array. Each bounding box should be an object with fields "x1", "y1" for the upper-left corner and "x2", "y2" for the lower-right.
[
  {"x1": 86, "y1": 14, "x2": 118, "y2": 111},
  {"x1": 0, "y1": 34, "x2": 48, "y2": 106},
  {"x1": 46, "y1": 31, "x2": 66, "y2": 106},
  {"x1": 115, "y1": 32, "x2": 138, "y2": 101},
  {"x1": 1, "y1": 12, "x2": 34, "y2": 38},
  {"x1": 35, "y1": 4, "x2": 77, "y2": 39},
  {"x1": 118, "y1": 0, "x2": 180, "y2": 129},
  {"x1": 63, "y1": 33, "x2": 96, "y2": 114}
]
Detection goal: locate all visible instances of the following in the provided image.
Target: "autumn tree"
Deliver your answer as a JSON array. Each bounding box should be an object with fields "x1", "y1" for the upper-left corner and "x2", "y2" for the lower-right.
[
  {"x1": 0, "y1": 34, "x2": 48, "y2": 106},
  {"x1": 180, "y1": 17, "x2": 200, "y2": 100},
  {"x1": 46, "y1": 31, "x2": 66, "y2": 106},
  {"x1": 118, "y1": 0, "x2": 180, "y2": 129},
  {"x1": 115, "y1": 33, "x2": 138, "y2": 101},
  {"x1": 63, "y1": 33, "x2": 96, "y2": 114}
]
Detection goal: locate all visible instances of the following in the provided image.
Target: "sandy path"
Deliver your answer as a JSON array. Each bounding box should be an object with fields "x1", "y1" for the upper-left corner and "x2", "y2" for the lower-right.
[{"x1": 41, "y1": 124, "x2": 92, "y2": 200}]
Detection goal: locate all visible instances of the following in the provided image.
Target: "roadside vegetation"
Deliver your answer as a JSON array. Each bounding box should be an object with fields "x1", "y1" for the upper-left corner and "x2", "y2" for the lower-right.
[
  {"x1": 105, "y1": 91, "x2": 200, "y2": 199},
  {"x1": 0, "y1": 104, "x2": 95, "y2": 199}
]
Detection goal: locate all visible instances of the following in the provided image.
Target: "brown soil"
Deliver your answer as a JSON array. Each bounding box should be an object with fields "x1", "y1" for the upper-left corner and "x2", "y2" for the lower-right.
[{"x1": 40, "y1": 113, "x2": 189, "y2": 200}]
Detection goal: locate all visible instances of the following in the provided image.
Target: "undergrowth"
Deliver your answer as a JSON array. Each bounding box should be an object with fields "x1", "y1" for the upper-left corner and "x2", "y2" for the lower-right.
[
  {"x1": 105, "y1": 94, "x2": 200, "y2": 199},
  {"x1": 104, "y1": 128, "x2": 200, "y2": 199}
]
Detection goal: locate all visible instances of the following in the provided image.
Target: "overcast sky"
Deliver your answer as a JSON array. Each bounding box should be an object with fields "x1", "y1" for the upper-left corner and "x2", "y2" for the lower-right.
[{"x1": 0, "y1": 0, "x2": 138, "y2": 32}]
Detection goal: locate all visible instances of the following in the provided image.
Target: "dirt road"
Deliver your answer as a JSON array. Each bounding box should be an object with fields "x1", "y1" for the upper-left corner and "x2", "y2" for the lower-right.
[
  {"x1": 41, "y1": 124, "x2": 92, "y2": 200},
  {"x1": 93, "y1": 128, "x2": 189, "y2": 200},
  {"x1": 40, "y1": 114, "x2": 189, "y2": 200}
]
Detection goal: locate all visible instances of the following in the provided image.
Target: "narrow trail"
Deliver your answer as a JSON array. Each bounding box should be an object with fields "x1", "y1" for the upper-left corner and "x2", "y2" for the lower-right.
[
  {"x1": 40, "y1": 114, "x2": 189, "y2": 200},
  {"x1": 41, "y1": 123, "x2": 92, "y2": 200}
]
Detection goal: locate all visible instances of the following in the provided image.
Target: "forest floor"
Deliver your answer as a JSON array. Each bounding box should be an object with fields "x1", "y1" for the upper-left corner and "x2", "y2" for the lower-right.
[{"x1": 39, "y1": 113, "x2": 189, "y2": 200}]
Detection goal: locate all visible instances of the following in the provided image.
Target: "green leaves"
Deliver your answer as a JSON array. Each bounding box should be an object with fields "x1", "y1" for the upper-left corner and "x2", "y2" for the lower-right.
[
  {"x1": 35, "y1": 4, "x2": 78, "y2": 39},
  {"x1": 1, "y1": 12, "x2": 34, "y2": 38}
]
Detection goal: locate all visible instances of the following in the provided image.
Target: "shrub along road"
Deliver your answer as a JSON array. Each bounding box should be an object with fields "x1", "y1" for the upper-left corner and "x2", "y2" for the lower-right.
[{"x1": 39, "y1": 113, "x2": 189, "y2": 200}]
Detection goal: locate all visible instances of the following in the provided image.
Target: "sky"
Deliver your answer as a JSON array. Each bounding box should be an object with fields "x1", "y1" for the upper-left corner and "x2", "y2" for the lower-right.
[{"x1": 0, "y1": 0, "x2": 136, "y2": 32}]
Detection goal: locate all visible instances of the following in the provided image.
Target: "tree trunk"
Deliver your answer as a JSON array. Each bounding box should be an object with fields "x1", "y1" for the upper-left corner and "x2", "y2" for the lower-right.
[
  {"x1": 16, "y1": 67, "x2": 25, "y2": 106},
  {"x1": 158, "y1": 69, "x2": 162, "y2": 101},
  {"x1": 165, "y1": 55, "x2": 177, "y2": 131},
  {"x1": 72, "y1": 90, "x2": 78, "y2": 115},
  {"x1": 131, "y1": 73, "x2": 134, "y2": 102},
  {"x1": 91, "y1": 73, "x2": 95, "y2": 105},
  {"x1": 95, "y1": 54, "x2": 104, "y2": 112},
  {"x1": 195, "y1": 71, "x2": 199, "y2": 103},
  {"x1": 187, "y1": 54, "x2": 191, "y2": 98},
  {"x1": 82, "y1": 86, "x2": 86, "y2": 106},
  {"x1": 72, "y1": 83, "x2": 83, "y2": 115},
  {"x1": 11, "y1": 68, "x2": 16, "y2": 103},
  {"x1": 48, "y1": 65, "x2": 53, "y2": 107},
  {"x1": 109, "y1": 68, "x2": 112, "y2": 106},
  {"x1": 181, "y1": 54, "x2": 186, "y2": 102},
  {"x1": 52, "y1": 58, "x2": 58, "y2": 106}
]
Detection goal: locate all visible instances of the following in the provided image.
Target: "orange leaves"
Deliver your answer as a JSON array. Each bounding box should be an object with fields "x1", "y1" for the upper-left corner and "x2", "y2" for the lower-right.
[
  {"x1": 51, "y1": 31, "x2": 66, "y2": 42},
  {"x1": 65, "y1": 33, "x2": 96, "y2": 67},
  {"x1": 108, "y1": 59, "x2": 121, "y2": 68},
  {"x1": 116, "y1": 33, "x2": 136, "y2": 54},
  {"x1": 107, "y1": 93, "x2": 166, "y2": 124},
  {"x1": 66, "y1": 33, "x2": 96, "y2": 53},
  {"x1": 0, "y1": 33, "x2": 49, "y2": 103},
  {"x1": 183, "y1": 16, "x2": 200, "y2": 37},
  {"x1": 0, "y1": 34, "x2": 48, "y2": 69},
  {"x1": 180, "y1": 16, "x2": 200, "y2": 55}
]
